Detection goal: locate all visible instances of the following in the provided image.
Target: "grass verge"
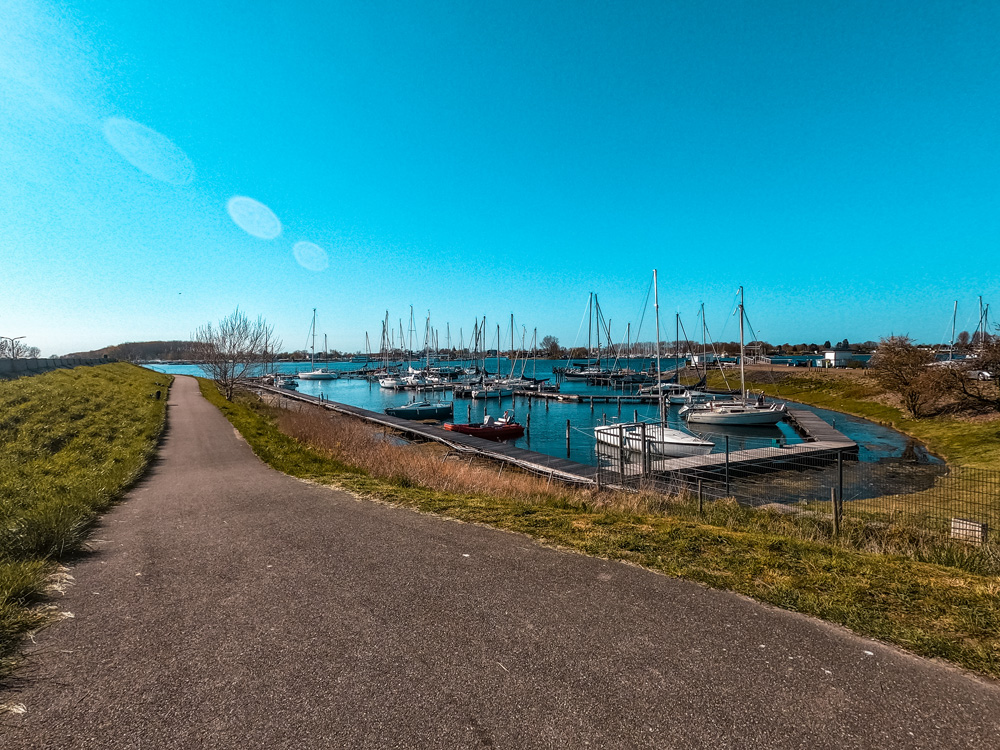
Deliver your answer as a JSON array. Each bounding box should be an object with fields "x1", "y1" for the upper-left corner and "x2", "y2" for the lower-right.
[
  {"x1": 201, "y1": 380, "x2": 1000, "y2": 678},
  {"x1": 0, "y1": 364, "x2": 170, "y2": 677}
]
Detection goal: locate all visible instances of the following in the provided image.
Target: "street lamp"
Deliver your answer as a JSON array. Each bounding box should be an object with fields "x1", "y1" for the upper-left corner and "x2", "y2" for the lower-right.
[{"x1": 1, "y1": 336, "x2": 25, "y2": 359}]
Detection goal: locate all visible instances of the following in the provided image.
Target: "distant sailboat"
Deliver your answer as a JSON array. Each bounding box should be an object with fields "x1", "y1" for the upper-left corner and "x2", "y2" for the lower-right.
[{"x1": 298, "y1": 310, "x2": 339, "y2": 380}]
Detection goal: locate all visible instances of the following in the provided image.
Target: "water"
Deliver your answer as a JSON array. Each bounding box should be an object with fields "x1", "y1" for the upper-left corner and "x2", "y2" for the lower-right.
[{"x1": 146, "y1": 358, "x2": 927, "y2": 467}]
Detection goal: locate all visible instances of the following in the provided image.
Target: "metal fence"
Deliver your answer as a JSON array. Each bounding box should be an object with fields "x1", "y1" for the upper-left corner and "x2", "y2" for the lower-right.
[{"x1": 595, "y1": 430, "x2": 998, "y2": 544}]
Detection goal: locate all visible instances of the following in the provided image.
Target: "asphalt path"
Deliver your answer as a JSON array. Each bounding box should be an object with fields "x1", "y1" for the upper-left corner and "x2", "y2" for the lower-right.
[{"x1": 3, "y1": 375, "x2": 998, "y2": 748}]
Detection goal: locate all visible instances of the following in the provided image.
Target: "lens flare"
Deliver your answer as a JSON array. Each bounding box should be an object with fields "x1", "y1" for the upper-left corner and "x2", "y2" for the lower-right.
[
  {"x1": 293, "y1": 241, "x2": 329, "y2": 271},
  {"x1": 226, "y1": 196, "x2": 282, "y2": 240},
  {"x1": 102, "y1": 117, "x2": 195, "y2": 185}
]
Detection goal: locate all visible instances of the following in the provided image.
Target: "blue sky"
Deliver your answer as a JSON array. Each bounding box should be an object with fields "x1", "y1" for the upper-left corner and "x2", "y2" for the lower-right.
[{"x1": 2, "y1": 0, "x2": 998, "y2": 355}]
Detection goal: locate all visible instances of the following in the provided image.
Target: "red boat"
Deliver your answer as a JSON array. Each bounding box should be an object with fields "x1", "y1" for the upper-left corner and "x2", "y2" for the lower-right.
[{"x1": 443, "y1": 410, "x2": 525, "y2": 441}]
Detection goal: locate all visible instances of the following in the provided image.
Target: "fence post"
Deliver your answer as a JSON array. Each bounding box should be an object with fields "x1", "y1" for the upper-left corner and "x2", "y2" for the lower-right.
[
  {"x1": 640, "y1": 422, "x2": 648, "y2": 477},
  {"x1": 698, "y1": 479, "x2": 703, "y2": 515},
  {"x1": 725, "y1": 436, "x2": 730, "y2": 496},
  {"x1": 831, "y1": 487, "x2": 840, "y2": 536},
  {"x1": 618, "y1": 424, "x2": 626, "y2": 480},
  {"x1": 837, "y1": 450, "x2": 844, "y2": 513}
]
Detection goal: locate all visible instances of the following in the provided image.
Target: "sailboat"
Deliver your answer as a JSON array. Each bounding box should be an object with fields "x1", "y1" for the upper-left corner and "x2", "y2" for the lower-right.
[
  {"x1": 594, "y1": 270, "x2": 714, "y2": 458},
  {"x1": 298, "y1": 310, "x2": 340, "y2": 380},
  {"x1": 679, "y1": 287, "x2": 786, "y2": 426}
]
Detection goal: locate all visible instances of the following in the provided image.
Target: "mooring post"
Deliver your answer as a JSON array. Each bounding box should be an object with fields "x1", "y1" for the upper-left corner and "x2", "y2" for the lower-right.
[
  {"x1": 566, "y1": 419, "x2": 571, "y2": 457},
  {"x1": 467, "y1": 404, "x2": 471, "y2": 421},
  {"x1": 617, "y1": 397, "x2": 621, "y2": 416},
  {"x1": 634, "y1": 409, "x2": 638, "y2": 423},
  {"x1": 831, "y1": 487, "x2": 840, "y2": 535},
  {"x1": 526, "y1": 412, "x2": 530, "y2": 438},
  {"x1": 590, "y1": 396, "x2": 594, "y2": 412},
  {"x1": 725, "y1": 435, "x2": 730, "y2": 496}
]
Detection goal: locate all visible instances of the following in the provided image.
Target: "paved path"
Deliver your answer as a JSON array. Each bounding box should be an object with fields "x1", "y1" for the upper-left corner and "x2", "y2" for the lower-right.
[{"x1": 3, "y1": 376, "x2": 998, "y2": 748}]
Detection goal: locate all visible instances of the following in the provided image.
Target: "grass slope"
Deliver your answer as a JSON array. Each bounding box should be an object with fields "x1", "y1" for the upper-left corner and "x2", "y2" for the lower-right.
[
  {"x1": 201, "y1": 380, "x2": 1000, "y2": 679},
  {"x1": 0, "y1": 364, "x2": 170, "y2": 676}
]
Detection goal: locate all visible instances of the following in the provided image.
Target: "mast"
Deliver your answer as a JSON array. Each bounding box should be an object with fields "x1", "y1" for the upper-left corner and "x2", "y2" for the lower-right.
[
  {"x1": 310, "y1": 308, "x2": 317, "y2": 369},
  {"x1": 588, "y1": 292, "x2": 593, "y2": 365},
  {"x1": 654, "y1": 270, "x2": 663, "y2": 423},
  {"x1": 951, "y1": 300, "x2": 957, "y2": 360},
  {"x1": 511, "y1": 313, "x2": 515, "y2": 377},
  {"x1": 738, "y1": 286, "x2": 746, "y2": 399}
]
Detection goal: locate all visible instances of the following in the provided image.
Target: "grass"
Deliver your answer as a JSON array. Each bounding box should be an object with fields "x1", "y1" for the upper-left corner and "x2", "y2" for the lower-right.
[
  {"x1": 721, "y1": 365, "x2": 1000, "y2": 468},
  {"x1": 0, "y1": 364, "x2": 169, "y2": 676},
  {"x1": 201, "y1": 380, "x2": 1000, "y2": 678}
]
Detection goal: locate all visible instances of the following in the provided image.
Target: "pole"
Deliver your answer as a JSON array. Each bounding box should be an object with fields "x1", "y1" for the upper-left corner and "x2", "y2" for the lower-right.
[
  {"x1": 725, "y1": 435, "x2": 730, "y2": 496},
  {"x1": 831, "y1": 487, "x2": 840, "y2": 536},
  {"x1": 618, "y1": 424, "x2": 626, "y2": 478},
  {"x1": 566, "y1": 419, "x2": 571, "y2": 457},
  {"x1": 640, "y1": 422, "x2": 648, "y2": 477}
]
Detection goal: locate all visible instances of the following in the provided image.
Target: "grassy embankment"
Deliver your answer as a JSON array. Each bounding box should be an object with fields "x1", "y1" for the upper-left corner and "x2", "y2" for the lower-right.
[
  {"x1": 202, "y1": 380, "x2": 1000, "y2": 678},
  {"x1": 0, "y1": 364, "x2": 169, "y2": 676}
]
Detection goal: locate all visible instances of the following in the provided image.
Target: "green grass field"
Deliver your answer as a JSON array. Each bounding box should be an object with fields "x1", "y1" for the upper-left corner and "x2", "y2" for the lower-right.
[
  {"x1": 0, "y1": 364, "x2": 169, "y2": 676},
  {"x1": 202, "y1": 380, "x2": 1000, "y2": 678}
]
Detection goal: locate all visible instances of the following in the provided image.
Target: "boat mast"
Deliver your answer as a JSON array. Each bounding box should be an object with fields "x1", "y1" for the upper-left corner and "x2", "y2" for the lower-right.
[
  {"x1": 588, "y1": 292, "x2": 593, "y2": 365},
  {"x1": 310, "y1": 308, "x2": 317, "y2": 369},
  {"x1": 738, "y1": 286, "x2": 746, "y2": 399},
  {"x1": 654, "y1": 270, "x2": 663, "y2": 423},
  {"x1": 951, "y1": 300, "x2": 957, "y2": 360}
]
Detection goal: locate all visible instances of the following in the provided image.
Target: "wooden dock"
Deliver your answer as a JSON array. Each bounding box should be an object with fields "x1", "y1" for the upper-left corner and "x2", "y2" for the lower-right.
[
  {"x1": 256, "y1": 386, "x2": 597, "y2": 486},
  {"x1": 648, "y1": 408, "x2": 857, "y2": 477}
]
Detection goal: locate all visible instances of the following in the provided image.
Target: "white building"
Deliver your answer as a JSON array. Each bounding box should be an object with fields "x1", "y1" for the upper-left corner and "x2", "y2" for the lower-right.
[{"x1": 822, "y1": 349, "x2": 854, "y2": 368}]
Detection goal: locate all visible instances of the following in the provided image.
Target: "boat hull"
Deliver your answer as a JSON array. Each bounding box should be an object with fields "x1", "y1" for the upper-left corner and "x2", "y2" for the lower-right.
[
  {"x1": 298, "y1": 370, "x2": 339, "y2": 380},
  {"x1": 681, "y1": 403, "x2": 786, "y2": 426},
  {"x1": 443, "y1": 422, "x2": 524, "y2": 441},
  {"x1": 385, "y1": 402, "x2": 453, "y2": 420},
  {"x1": 594, "y1": 423, "x2": 713, "y2": 458}
]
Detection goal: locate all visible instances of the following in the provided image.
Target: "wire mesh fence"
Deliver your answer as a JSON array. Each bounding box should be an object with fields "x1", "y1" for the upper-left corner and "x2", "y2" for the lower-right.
[{"x1": 595, "y1": 428, "x2": 998, "y2": 544}]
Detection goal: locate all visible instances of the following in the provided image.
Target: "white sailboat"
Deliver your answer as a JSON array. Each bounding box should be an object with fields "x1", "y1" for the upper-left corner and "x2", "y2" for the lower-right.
[
  {"x1": 594, "y1": 270, "x2": 713, "y2": 458},
  {"x1": 298, "y1": 311, "x2": 340, "y2": 380},
  {"x1": 679, "y1": 287, "x2": 786, "y2": 426}
]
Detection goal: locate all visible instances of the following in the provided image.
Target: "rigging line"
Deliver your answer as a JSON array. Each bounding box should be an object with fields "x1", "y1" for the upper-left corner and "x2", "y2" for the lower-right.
[
  {"x1": 569, "y1": 293, "x2": 592, "y2": 353},
  {"x1": 631, "y1": 274, "x2": 654, "y2": 350}
]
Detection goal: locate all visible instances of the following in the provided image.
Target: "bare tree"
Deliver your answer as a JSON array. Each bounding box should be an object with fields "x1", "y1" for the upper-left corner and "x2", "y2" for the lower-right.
[
  {"x1": 192, "y1": 309, "x2": 280, "y2": 401},
  {"x1": 868, "y1": 335, "x2": 942, "y2": 418},
  {"x1": 0, "y1": 338, "x2": 38, "y2": 358},
  {"x1": 540, "y1": 335, "x2": 561, "y2": 358}
]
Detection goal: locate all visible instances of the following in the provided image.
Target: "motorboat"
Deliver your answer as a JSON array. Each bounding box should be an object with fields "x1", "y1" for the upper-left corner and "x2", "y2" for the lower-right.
[
  {"x1": 443, "y1": 410, "x2": 524, "y2": 441},
  {"x1": 385, "y1": 401, "x2": 453, "y2": 420}
]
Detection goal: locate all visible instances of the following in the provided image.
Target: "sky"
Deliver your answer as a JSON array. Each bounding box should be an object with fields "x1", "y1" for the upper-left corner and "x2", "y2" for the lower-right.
[{"x1": 1, "y1": 0, "x2": 998, "y2": 356}]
